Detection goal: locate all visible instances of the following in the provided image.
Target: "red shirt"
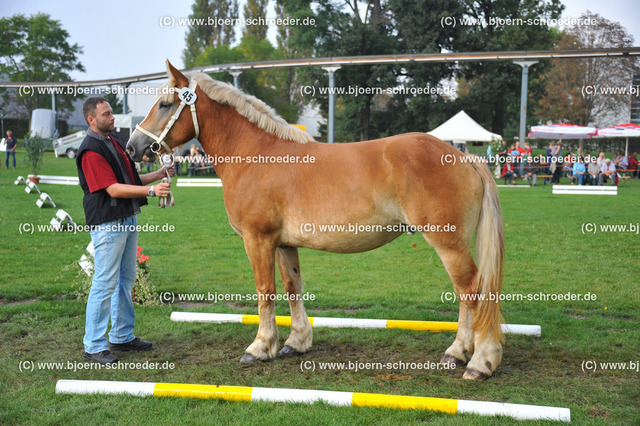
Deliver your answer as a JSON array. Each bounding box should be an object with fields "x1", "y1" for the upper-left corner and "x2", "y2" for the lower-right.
[{"x1": 81, "y1": 136, "x2": 136, "y2": 193}]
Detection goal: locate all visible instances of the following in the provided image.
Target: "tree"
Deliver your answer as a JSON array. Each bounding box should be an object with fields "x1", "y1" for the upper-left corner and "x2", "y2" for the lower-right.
[
  {"x1": 292, "y1": 0, "x2": 473, "y2": 141},
  {"x1": 190, "y1": 34, "x2": 302, "y2": 123},
  {"x1": 274, "y1": 0, "x2": 311, "y2": 121},
  {"x1": 104, "y1": 90, "x2": 128, "y2": 115},
  {"x1": 451, "y1": 0, "x2": 564, "y2": 137},
  {"x1": 0, "y1": 13, "x2": 84, "y2": 118},
  {"x1": 538, "y1": 12, "x2": 639, "y2": 127},
  {"x1": 294, "y1": 0, "x2": 400, "y2": 141},
  {"x1": 378, "y1": 0, "x2": 464, "y2": 136},
  {"x1": 183, "y1": 0, "x2": 239, "y2": 67},
  {"x1": 243, "y1": 0, "x2": 269, "y2": 40}
]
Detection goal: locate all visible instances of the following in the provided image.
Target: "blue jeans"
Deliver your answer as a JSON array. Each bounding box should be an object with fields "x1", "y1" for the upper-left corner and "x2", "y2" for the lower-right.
[
  {"x1": 84, "y1": 216, "x2": 138, "y2": 353},
  {"x1": 5, "y1": 151, "x2": 15, "y2": 168}
]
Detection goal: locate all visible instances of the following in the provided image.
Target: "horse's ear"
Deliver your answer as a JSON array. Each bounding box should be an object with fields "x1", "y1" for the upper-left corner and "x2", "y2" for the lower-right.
[{"x1": 166, "y1": 60, "x2": 189, "y2": 87}]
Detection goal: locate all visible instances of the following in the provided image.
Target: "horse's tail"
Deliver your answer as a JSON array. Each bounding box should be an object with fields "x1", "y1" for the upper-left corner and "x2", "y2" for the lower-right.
[{"x1": 470, "y1": 160, "x2": 505, "y2": 343}]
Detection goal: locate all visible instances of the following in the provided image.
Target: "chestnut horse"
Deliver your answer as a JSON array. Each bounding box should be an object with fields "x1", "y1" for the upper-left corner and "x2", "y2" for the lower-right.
[{"x1": 127, "y1": 61, "x2": 505, "y2": 380}]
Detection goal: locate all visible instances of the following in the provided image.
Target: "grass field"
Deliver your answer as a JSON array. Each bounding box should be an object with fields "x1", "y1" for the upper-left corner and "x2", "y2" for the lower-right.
[{"x1": 1, "y1": 152, "x2": 639, "y2": 424}]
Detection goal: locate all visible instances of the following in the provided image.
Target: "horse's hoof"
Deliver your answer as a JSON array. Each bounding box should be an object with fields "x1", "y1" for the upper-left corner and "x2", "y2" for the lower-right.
[
  {"x1": 240, "y1": 353, "x2": 258, "y2": 365},
  {"x1": 439, "y1": 355, "x2": 465, "y2": 369},
  {"x1": 462, "y1": 368, "x2": 490, "y2": 381},
  {"x1": 279, "y1": 345, "x2": 302, "y2": 358}
]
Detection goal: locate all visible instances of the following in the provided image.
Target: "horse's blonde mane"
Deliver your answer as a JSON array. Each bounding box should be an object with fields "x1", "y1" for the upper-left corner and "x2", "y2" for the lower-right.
[{"x1": 159, "y1": 72, "x2": 313, "y2": 144}]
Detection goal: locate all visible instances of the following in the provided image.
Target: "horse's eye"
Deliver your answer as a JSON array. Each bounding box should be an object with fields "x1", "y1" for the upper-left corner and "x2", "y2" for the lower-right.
[{"x1": 159, "y1": 101, "x2": 172, "y2": 109}]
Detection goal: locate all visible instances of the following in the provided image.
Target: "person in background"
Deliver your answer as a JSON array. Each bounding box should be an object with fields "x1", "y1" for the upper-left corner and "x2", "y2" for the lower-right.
[
  {"x1": 514, "y1": 141, "x2": 525, "y2": 178},
  {"x1": 562, "y1": 151, "x2": 573, "y2": 180},
  {"x1": 171, "y1": 146, "x2": 182, "y2": 176},
  {"x1": 551, "y1": 141, "x2": 563, "y2": 184},
  {"x1": 509, "y1": 145, "x2": 520, "y2": 179},
  {"x1": 617, "y1": 152, "x2": 628, "y2": 172},
  {"x1": 598, "y1": 158, "x2": 616, "y2": 186},
  {"x1": 524, "y1": 154, "x2": 543, "y2": 186},
  {"x1": 4, "y1": 130, "x2": 17, "y2": 169},
  {"x1": 501, "y1": 161, "x2": 515, "y2": 185},
  {"x1": 572, "y1": 156, "x2": 586, "y2": 185},
  {"x1": 587, "y1": 156, "x2": 600, "y2": 185},
  {"x1": 612, "y1": 153, "x2": 620, "y2": 168},
  {"x1": 495, "y1": 140, "x2": 508, "y2": 178},
  {"x1": 584, "y1": 151, "x2": 592, "y2": 162},
  {"x1": 628, "y1": 152, "x2": 638, "y2": 178},
  {"x1": 596, "y1": 151, "x2": 606, "y2": 167},
  {"x1": 546, "y1": 142, "x2": 554, "y2": 174},
  {"x1": 521, "y1": 142, "x2": 532, "y2": 180}
]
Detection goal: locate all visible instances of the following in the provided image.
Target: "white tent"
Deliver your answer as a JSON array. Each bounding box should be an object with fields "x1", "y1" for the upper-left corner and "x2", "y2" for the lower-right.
[
  {"x1": 428, "y1": 111, "x2": 502, "y2": 142},
  {"x1": 114, "y1": 114, "x2": 144, "y2": 131}
]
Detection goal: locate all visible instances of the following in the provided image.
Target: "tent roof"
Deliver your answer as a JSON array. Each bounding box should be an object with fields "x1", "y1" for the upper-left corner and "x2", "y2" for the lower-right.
[
  {"x1": 114, "y1": 114, "x2": 144, "y2": 129},
  {"x1": 427, "y1": 111, "x2": 502, "y2": 142}
]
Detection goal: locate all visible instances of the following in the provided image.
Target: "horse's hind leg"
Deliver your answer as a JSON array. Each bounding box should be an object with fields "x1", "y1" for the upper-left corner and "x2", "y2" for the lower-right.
[
  {"x1": 433, "y1": 248, "x2": 478, "y2": 369},
  {"x1": 240, "y1": 235, "x2": 279, "y2": 364},
  {"x1": 435, "y1": 247, "x2": 503, "y2": 380},
  {"x1": 441, "y1": 299, "x2": 475, "y2": 368},
  {"x1": 276, "y1": 246, "x2": 313, "y2": 356}
]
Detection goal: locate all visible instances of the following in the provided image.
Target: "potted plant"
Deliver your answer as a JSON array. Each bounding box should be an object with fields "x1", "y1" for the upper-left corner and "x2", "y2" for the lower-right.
[{"x1": 23, "y1": 133, "x2": 46, "y2": 183}]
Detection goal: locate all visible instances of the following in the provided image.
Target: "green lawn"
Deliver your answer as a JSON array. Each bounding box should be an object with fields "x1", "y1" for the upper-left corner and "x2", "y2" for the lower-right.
[{"x1": 1, "y1": 152, "x2": 639, "y2": 424}]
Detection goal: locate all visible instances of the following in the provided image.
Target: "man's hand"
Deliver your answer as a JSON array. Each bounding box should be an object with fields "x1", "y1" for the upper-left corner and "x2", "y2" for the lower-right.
[
  {"x1": 154, "y1": 182, "x2": 172, "y2": 197},
  {"x1": 155, "y1": 165, "x2": 175, "y2": 180},
  {"x1": 140, "y1": 167, "x2": 173, "y2": 185}
]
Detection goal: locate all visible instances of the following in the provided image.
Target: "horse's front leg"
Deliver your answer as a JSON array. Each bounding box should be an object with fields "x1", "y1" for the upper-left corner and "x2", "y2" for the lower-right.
[
  {"x1": 276, "y1": 246, "x2": 312, "y2": 357},
  {"x1": 240, "y1": 235, "x2": 278, "y2": 364}
]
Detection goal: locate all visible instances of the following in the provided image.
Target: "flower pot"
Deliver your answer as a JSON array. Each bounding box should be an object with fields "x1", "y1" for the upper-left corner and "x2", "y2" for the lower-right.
[{"x1": 28, "y1": 176, "x2": 41, "y2": 184}]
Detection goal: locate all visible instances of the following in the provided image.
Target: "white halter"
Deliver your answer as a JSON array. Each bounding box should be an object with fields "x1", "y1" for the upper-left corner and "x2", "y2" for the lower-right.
[{"x1": 135, "y1": 78, "x2": 200, "y2": 155}]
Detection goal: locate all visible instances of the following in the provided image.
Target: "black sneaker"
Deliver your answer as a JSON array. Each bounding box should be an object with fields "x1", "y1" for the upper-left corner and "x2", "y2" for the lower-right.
[
  {"x1": 83, "y1": 350, "x2": 119, "y2": 365},
  {"x1": 108, "y1": 337, "x2": 153, "y2": 352}
]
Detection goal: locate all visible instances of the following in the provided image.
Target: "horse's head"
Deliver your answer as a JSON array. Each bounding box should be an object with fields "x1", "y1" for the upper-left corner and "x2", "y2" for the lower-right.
[{"x1": 127, "y1": 60, "x2": 200, "y2": 162}]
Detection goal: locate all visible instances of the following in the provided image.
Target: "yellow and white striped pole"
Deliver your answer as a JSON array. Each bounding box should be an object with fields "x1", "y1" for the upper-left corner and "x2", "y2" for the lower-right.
[
  {"x1": 55, "y1": 380, "x2": 570, "y2": 422},
  {"x1": 169, "y1": 312, "x2": 541, "y2": 336}
]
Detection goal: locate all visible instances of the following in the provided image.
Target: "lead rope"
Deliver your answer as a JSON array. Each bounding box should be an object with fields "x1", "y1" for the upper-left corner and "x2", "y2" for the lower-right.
[{"x1": 158, "y1": 154, "x2": 175, "y2": 208}]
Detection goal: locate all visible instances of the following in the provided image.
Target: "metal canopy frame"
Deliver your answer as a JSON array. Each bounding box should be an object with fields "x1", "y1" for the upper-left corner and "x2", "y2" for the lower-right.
[{"x1": 1, "y1": 47, "x2": 638, "y2": 88}]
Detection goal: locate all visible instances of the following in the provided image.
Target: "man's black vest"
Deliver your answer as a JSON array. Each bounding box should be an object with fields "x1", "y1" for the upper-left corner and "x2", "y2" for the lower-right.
[{"x1": 76, "y1": 133, "x2": 148, "y2": 226}]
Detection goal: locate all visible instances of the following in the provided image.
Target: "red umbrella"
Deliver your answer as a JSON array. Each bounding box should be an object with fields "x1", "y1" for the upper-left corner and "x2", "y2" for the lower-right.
[
  {"x1": 528, "y1": 123, "x2": 597, "y2": 140},
  {"x1": 596, "y1": 123, "x2": 640, "y2": 157}
]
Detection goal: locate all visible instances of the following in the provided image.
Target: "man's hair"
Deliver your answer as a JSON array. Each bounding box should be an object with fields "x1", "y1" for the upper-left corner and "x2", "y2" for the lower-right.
[{"x1": 83, "y1": 97, "x2": 109, "y2": 124}]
